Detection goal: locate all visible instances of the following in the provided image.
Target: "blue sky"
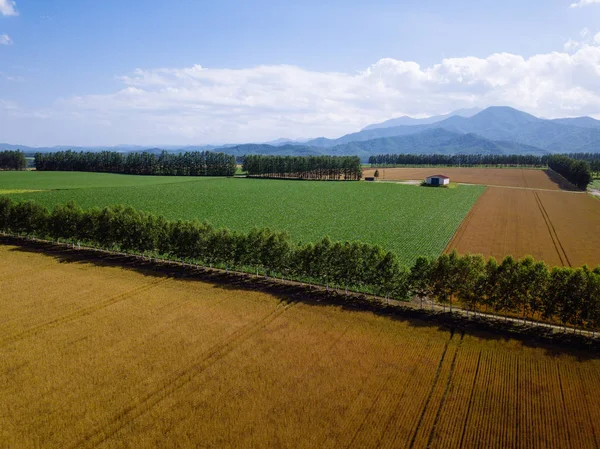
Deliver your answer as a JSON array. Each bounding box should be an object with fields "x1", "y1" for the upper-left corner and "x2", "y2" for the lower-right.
[{"x1": 2, "y1": 0, "x2": 600, "y2": 146}]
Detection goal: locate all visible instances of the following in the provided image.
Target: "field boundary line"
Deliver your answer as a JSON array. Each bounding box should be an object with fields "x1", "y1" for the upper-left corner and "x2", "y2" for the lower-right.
[
  {"x1": 443, "y1": 187, "x2": 485, "y2": 254},
  {"x1": 70, "y1": 300, "x2": 298, "y2": 449}
]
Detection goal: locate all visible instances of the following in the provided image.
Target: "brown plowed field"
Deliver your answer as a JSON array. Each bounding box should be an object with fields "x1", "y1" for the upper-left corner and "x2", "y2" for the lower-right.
[
  {"x1": 363, "y1": 167, "x2": 577, "y2": 190},
  {"x1": 2, "y1": 244, "x2": 600, "y2": 448},
  {"x1": 446, "y1": 187, "x2": 600, "y2": 267}
]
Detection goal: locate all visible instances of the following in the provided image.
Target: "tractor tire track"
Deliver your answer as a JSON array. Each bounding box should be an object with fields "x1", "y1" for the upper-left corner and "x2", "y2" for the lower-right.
[
  {"x1": 0, "y1": 277, "x2": 169, "y2": 348},
  {"x1": 426, "y1": 332, "x2": 465, "y2": 448},
  {"x1": 71, "y1": 300, "x2": 297, "y2": 449},
  {"x1": 533, "y1": 191, "x2": 571, "y2": 267},
  {"x1": 407, "y1": 331, "x2": 455, "y2": 449}
]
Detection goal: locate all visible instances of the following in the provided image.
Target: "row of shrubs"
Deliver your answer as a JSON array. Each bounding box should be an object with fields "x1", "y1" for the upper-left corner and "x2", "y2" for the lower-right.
[{"x1": 1, "y1": 197, "x2": 599, "y2": 332}]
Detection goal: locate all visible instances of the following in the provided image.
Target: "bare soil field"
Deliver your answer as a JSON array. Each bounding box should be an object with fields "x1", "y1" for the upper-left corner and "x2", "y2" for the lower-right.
[
  {"x1": 446, "y1": 187, "x2": 600, "y2": 267},
  {"x1": 2, "y1": 245, "x2": 600, "y2": 448},
  {"x1": 363, "y1": 167, "x2": 577, "y2": 190}
]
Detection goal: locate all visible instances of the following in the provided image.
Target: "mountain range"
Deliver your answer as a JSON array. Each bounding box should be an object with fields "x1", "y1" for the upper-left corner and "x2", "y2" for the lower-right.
[{"x1": 3, "y1": 106, "x2": 600, "y2": 161}]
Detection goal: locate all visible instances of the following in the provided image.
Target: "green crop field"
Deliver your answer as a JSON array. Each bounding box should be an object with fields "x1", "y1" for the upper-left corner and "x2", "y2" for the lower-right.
[
  {"x1": 0, "y1": 171, "x2": 210, "y2": 191},
  {"x1": 0, "y1": 172, "x2": 484, "y2": 266}
]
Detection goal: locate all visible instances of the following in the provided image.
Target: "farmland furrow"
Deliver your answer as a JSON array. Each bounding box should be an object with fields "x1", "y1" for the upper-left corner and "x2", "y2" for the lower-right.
[
  {"x1": 359, "y1": 338, "x2": 445, "y2": 449},
  {"x1": 343, "y1": 340, "x2": 417, "y2": 449},
  {"x1": 458, "y1": 350, "x2": 482, "y2": 448},
  {"x1": 425, "y1": 332, "x2": 465, "y2": 448},
  {"x1": 407, "y1": 331, "x2": 457, "y2": 449},
  {"x1": 70, "y1": 300, "x2": 298, "y2": 449},
  {"x1": 0, "y1": 277, "x2": 169, "y2": 348}
]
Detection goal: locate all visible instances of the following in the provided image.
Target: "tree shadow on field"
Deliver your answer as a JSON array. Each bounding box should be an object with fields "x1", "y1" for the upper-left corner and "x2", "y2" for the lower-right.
[
  {"x1": 3, "y1": 237, "x2": 599, "y2": 361},
  {"x1": 544, "y1": 169, "x2": 581, "y2": 192}
]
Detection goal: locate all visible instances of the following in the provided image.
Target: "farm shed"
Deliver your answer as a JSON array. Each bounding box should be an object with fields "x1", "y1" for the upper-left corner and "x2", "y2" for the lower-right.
[{"x1": 425, "y1": 174, "x2": 450, "y2": 186}]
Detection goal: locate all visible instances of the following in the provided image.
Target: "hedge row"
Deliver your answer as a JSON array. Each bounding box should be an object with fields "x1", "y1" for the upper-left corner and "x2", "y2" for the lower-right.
[
  {"x1": 368, "y1": 153, "x2": 549, "y2": 167},
  {"x1": 242, "y1": 155, "x2": 362, "y2": 180},
  {"x1": 1, "y1": 197, "x2": 599, "y2": 332},
  {"x1": 34, "y1": 150, "x2": 237, "y2": 177}
]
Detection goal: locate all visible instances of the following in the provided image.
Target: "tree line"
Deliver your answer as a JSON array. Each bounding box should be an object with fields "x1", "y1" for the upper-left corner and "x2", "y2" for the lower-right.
[
  {"x1": 34, "y1": 150, "x2": 237, "y2": 177},
  {"x1": 0, "y1": 150, "x2": 27, "y2": 171},
  {"x1": 368, "y1": 154, "x2": 549, "y2": 167},
  {"x1": 242, "y1": 155, "x2": 362, "y2": 180},
  {"x1": 1, "y1": 197, "x2": 599, "y2": 333},
  {"x1": 547, "y1": 155, "x2": 592, "y2": 190},
  {"x1": 567, "y1": 153, "x2": 600, "y2": 177}
]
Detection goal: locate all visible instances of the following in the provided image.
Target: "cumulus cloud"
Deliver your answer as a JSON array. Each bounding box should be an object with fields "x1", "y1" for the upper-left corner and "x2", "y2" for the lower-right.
[
  {"x1": 570, "y1": 0, "x2": 600, "y2": 7},
  {"x1": 4, "y1": 38, "x2": 600, "y2": 146},
  {"x1": 0, "y1": 0, "x2": 17, "y2": 16},
  {"x1": 0, "y1": 33, "x2": 12, "y2": 45}
]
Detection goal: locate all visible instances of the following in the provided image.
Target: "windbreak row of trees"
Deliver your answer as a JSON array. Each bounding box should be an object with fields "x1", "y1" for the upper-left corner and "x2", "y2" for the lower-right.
[
  {"x1": 368, "y1": 154, "x2": 549, "y2": 167},
  {"x1": 2, "y1": 197, "x2": 600, "y2": 333},
  {"x1": 243, "y1": 155, "x2": 362, "y2": 180},
  {"x1": 567, "y1": 153, "x2": 600, "y2": 177},
  {"x1": 547, "y1": 155, "x2": 592, "y2": 190},
  {"x1": 0, "y1": 150, "x2": 27, "y2": 171},
  {"x1": 34, "y1": 150, "x2": 237, "y2": 177}
]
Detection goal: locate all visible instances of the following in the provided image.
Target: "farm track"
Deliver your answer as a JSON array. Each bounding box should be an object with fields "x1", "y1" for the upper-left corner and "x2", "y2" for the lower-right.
[{"x1": 70, "y1": 300, "x2": 298, "y2": 449}]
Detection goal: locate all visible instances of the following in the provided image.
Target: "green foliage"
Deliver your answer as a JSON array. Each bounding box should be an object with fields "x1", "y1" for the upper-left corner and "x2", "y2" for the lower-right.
[
  {"x1": 242, "y1": 155, "x2": 362, "y2": 180},
  {"x1": 369, "y1": 153, "x2": 549, "y2": 167},
  {"x1": 0, "y1": 150, "x2": 27, "y2": 170},
  {"x1": 1, "y1": 198, "x2": 600, "y2": 332},
  {"x1": 548, "y1": 154, "x2": 592, "y2": 190},
  {"x1": 4, "y1": 177, "x2": 485, "y2": 266},
  {"x1": 34, "y1": 150, "x2": 237, "y2": 177}
]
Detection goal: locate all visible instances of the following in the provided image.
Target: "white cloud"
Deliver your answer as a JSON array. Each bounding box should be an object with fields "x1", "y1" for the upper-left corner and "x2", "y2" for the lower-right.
[
  {"x1": 0, "y1": 0, "x2": 17, "y2": 16},
  {"x1": 570, "y1": 0, "x2": 600, "y2": 7},
  {"x1": 564, "y1": 39, "x2": 581, "y2": 52},
  {"x1": 0, "y1": 33, "x2": 12, "y2": 45},
  {"x1": 595, "y1": 32, "x2": 600, "y2": 44},
  {"x1": 4, "y1": 39, "x2": 600, "y2": 146}
]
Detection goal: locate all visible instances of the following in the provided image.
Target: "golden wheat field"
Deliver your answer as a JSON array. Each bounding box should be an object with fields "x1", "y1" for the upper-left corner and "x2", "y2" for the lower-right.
[{"x1": 1, "y1": 244, "x2": 600, "y2": 449}]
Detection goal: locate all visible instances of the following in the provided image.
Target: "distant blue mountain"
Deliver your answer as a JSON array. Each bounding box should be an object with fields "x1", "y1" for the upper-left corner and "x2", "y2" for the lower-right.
[
  {"x1": 305, "y1": 106, "x2": 600, "y2": 153},
  {"x1": 551, "y1": 116, "x2": 600, "y2": 130},
  {"x1": 3, "y1": 106, "x2": 600, "y2": 159},
  {"x1": 361, "y1": 107, "x2": 481, "y2": 131}
]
